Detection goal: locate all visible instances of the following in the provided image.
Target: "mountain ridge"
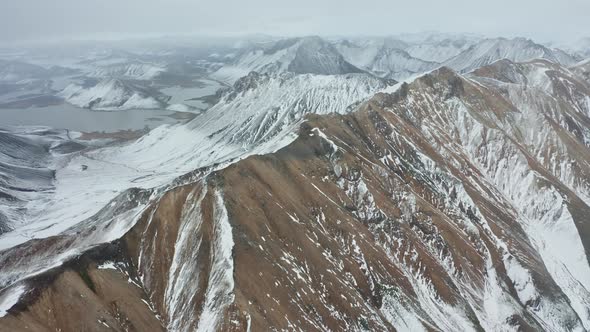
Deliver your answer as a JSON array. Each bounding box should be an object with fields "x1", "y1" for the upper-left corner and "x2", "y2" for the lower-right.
[
  {"x1": 443, "y1": 37, "x2": 579, "y2": 73},
  {"x1": 2, "y1": 34, "x2": 590, "y2": 331},
  {"x1": 2, "y1": 59, "x2": 590, "y2": 330},
  {"x1": 212, "y1": 36, "x2": 366, "y2": 84}
]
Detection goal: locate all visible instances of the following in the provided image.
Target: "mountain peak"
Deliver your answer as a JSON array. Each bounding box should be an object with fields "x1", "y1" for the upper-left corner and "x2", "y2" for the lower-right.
[
  {"x1": 444, "y1": 37, "x2": 578, "y2": 73},
  {"x1": 287, "y1": 36, "x2": 364, "y2": 75},
  {"x1": 212, "y1": 36, "x2": 364, "y2": 83},
  {"x1": 334, "y1": 38, "x2": 439, "y2": 80}
]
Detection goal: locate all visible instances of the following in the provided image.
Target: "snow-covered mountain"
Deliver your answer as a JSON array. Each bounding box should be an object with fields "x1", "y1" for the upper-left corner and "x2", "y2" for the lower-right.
[
  {"x1": 574, "y1": 37, "x2": 590, "y2": 58},
  {"x1": 0, "y1": 127, "x2": 85, "y2": 234},
  {"x1": 345, "y1": 32, "x2": 481, "y2": 63},
  {"x1": 444, "y1": 37, "x2": 580, "y2": 73},
  {"x1": 335, "y1": 38, "x2": 438, "y2": 80},
  {"x1": 0, "y1": 61, "x2": 48, "y2": 82},
  {"x1": 198, "y1": 71, "x2": 393, "y2": 145},
  {"x1": 59, "y1": 79, "x2": 171, "y2": 110},
  {"x1": 404, "y1": 37, "x2": 477, "y2": 62},
  {"x1": 572, "y1": 58, "x2": 590, "y2": 84},
  {"x1": 0, "y1": 60, "x2": 77, "y2": 83},
  {"x1": 86, "y1": 62, "x2": 166, "y2": 80},
  {"x1": 212, "y1": 36, "x2": 364, "y2": 84},
  {"x1": 551, "y1": 37, "x2": 590, "y2": 59},
  {"x1": 2, "y1": 35, "x2": 590, "y2": 332}
]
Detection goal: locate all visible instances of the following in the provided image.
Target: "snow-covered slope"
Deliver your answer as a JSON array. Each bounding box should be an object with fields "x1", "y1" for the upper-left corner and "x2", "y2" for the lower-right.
[
  {"x1": 212, "y1": 36, "x2": 363, "y2": 84},
  {"x1": 334, "y1": 34, "x2": 479, "y2": 65},
  {"x1": 0, "y1": 127, "x2": 84, "y2": 234},
  {"x1": 574, "y1": 37, "x2": 590, "y2": 57},
  {"x1": 0, "y1": 71, "x2": 391, "y2": 304},
  {"x1": 444, "y1": 37, "x2": 579, "y2": 73},
  {"x1": 553, "y1": 37, "x2": 590, "y2": 58},
  {"x1": 0, "y1": 60, "x2": 76, "y2": 83},
  {"x1": 86, "y1": 62, "x2": 166, "y2": 80},
  {"x1": 194, "y1": 72, "x2": 392, "y2": 145},
  {"x1": 335, "y1": 38, "x2": 438, "y2": 80},
  {"x1": 370, "y1": 47, "x2": 437, "y2": 80},
  {"x1": 332, "y1": 39, "x2": 385, "y2": 69},
  {"x1": 405, "y1": 37, "x2": 476, "y2": 62},
  {"x1": 572, "y1": 58, "x2": 590, "y2": 84},
  {"x1": 59, "y1": 79, "x2": 170, "y2": 110},
  {"x1": 0, "y1": 61, "x2": 48, "y2": 82}
]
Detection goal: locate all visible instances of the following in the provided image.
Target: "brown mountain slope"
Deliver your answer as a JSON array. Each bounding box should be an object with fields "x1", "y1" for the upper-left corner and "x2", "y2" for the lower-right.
[{"x1": 2, "y1": 62, "x2": 590, "y2": 331}]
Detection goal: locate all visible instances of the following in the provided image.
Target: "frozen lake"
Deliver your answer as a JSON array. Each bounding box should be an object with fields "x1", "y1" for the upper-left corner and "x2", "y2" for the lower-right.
[
  {"x1": 160, "y1": 79, "x2": 224, "y2": 110},
  {"x1": 0, "y1": 78, "x2": 224, "y2": 133}
]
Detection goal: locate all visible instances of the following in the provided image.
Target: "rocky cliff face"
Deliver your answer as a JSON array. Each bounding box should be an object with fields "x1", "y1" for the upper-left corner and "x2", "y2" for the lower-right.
[{"x1": 2, "y1": 59, "x2": 590, "y2": 331}]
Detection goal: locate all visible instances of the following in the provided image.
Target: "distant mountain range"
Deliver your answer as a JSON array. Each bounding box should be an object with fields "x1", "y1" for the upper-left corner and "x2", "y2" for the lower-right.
[{"x1": 1, "y1": 34, "x2": 586, "y2": 111}]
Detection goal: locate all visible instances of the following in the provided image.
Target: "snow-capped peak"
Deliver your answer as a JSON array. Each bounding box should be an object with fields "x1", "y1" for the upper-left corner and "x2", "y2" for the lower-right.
[
  {"x1": 211, "y1": 36, "x2": 363, "y2": 84},
  {"x1": 59, "y1": 78, "x2": 169, "y2": 111},
  {"x1": 444, "y1": 37, "x2": 579, "y2": 73}
]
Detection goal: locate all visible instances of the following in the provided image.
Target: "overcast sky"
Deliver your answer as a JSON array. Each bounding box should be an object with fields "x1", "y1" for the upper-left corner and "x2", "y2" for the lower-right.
[{"x1": 1, "y1": 0, "x2": 588, "y2": 44}]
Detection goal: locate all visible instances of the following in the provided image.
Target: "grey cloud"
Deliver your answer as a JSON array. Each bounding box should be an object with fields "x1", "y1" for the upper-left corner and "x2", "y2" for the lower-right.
[{"x1": 0, "y1": 0, "x2": 588, "y2": 43}]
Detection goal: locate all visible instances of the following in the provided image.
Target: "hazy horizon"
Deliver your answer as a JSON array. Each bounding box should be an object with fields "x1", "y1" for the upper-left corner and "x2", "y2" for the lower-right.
[{"x1": 1, "y1": 0, "x2": 589, "y2": 45}]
